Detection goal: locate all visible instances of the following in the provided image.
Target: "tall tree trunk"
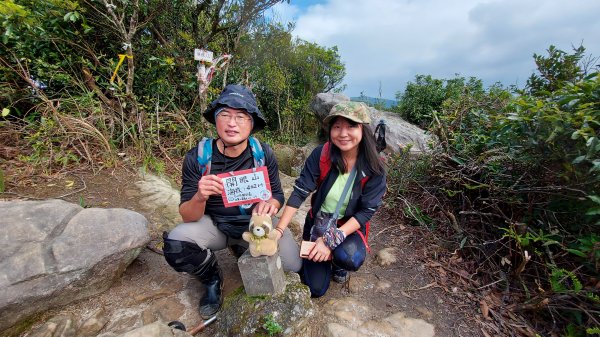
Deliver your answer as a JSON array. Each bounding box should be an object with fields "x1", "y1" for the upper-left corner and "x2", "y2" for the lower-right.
[
  {"x1": 222, "y1": 27, "x2": 244, "y2": 88},
  {"x1": 125, "y1": 46, "x2": 134, "y2": 97},
  {"x1": 276, "y1": 95, "x2": 281, "y2": 131}
]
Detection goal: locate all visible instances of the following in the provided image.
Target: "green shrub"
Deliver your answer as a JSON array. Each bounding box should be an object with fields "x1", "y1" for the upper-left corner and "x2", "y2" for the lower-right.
[{"x1": 389, "y1": 47, "x2": 599, "y2": 334}]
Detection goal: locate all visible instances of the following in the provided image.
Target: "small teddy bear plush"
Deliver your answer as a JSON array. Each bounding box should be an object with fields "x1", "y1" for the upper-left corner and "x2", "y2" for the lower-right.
[{"x1": 242, "y1": 214, "x2": 278, "y2": 257}]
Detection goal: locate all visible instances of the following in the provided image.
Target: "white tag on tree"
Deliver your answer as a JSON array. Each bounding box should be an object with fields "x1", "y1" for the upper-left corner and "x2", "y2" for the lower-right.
[{"x1": 194, "y1": 49, "x2": 214, "y2": 63}]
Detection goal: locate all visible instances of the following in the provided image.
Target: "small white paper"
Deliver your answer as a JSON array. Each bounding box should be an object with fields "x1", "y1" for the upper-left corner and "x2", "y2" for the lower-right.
[{"x1": 194, "y1": 49, "x2": 213, "y2": 62}]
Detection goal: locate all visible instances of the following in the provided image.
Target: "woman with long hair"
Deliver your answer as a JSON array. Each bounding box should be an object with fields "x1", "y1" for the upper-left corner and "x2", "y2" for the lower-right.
[{"x1": 273, "y1": 101, "x2": 387, "y2": 297}]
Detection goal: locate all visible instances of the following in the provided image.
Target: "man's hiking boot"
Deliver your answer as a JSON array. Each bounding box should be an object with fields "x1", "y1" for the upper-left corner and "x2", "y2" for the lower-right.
[{"x1": 192, "y1": 255, "x2": 223, "y2": 318}]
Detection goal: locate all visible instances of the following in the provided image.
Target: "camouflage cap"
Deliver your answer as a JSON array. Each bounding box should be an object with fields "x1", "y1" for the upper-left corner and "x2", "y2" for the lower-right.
[{"x1": 323, "y1": 101, "x2": 372, "y2": 126}]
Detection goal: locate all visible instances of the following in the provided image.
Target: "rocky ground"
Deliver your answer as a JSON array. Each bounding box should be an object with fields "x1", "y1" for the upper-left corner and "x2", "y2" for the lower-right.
[{"x1": 1, "y1": 164, "x2": 487, "y2": 336}]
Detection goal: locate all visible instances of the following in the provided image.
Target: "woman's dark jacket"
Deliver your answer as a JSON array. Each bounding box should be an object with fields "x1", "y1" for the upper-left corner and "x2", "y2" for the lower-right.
[{"x1": 286, "y1": 144, "x2": 387, "y2": 240}]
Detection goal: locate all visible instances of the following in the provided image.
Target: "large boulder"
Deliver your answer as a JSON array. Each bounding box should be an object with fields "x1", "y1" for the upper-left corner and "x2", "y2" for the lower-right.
[
  {"x1": 278, "y1": 172, "x2": 309, "y2": 238},
  {"x1": 214, "y1": 273, "x2": 314, "y2": 337},
  {"x1": 369, "y1": 108, "x2": 433, "y2": 153},
  {"x1": 0, "y1": 199, "x2": 149, "y2": 335},
  {"x1": 272, "y1": 144, "x2": 305, "y2": 177},
  {"x1": 310, "y1": 93, "x2": 433, "y2": 153},
  {"x1": 311, "y1": 92, "x2": 350, "y2": 121},
  {"x1": 132, "y1": 171, "x2": 182, "y2": 231}
]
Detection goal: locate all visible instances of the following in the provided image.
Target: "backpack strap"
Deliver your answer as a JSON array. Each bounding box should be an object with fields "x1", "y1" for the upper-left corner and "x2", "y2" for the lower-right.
[
  {"x1": 240, "y1": 136, "x2": 266, "y2": 214},
  {"x1": 197, "y1": 137, "x2": 213, "y2": 176},
  {"x1": 318, "y1": 142, "x2": 332, "y2": 186},
  {"x1": 248, "y1": 136, "x2": 265, "y2": 169},
  {"x1": 357, "y1": 170, "x2": 371, "y2": 253},
  {"x1": 356, "y1": 228, "x2": 371, "y2": 253}
]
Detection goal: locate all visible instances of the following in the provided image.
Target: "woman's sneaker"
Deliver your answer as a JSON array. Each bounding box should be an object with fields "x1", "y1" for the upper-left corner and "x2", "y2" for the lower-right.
[{"x1": 332, "y1": 267, "x2": 349, "y2": 283}]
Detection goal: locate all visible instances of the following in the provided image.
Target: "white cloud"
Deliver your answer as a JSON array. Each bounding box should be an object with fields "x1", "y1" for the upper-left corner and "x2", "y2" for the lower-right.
[
  {"x1": 266, "y1": 2, "x2": 301, "y2": 26},
  {"x1": 288, "y1": 0, "x2": 600, "y2": 99}
]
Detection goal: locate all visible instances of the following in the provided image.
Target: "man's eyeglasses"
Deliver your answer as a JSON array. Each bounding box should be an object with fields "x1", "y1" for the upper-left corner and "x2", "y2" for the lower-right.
[{"x1": 216, "y1": 112, "x2": 252, "y2": 125}]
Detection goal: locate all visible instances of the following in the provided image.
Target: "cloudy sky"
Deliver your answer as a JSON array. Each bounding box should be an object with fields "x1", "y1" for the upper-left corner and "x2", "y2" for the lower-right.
[{"x1": 268, "y1": 0, "x2": 600, "y2": 100}]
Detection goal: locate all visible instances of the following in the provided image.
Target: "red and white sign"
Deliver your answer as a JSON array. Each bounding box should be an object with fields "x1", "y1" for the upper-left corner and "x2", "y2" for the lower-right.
[{"x1": 217, "y1": 166, "x2": 272, "y2": 207}]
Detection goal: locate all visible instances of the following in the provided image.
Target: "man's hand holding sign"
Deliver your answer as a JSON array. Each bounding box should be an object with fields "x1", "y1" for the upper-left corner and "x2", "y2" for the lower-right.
[
  {"x1": 193, "y1": 166, "x2": 278, "y2": 216},
  {"x1": 194, "y1": 174, "x2": 223, "y2": 203}
]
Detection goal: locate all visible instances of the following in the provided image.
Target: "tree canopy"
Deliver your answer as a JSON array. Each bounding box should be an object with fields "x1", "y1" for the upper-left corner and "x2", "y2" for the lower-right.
[{"x1": 0, "y1": 0, "x2": 345, "y2": 159}]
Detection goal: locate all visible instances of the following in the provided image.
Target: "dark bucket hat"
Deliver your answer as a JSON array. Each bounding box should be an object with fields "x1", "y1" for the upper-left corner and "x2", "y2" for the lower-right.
[{"x1": 203, "y1": 84, "x2": 266, "y2": 132}]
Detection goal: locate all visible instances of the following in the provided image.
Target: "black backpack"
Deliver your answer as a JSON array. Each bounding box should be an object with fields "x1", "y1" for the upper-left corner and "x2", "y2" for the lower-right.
[{"x1": 374, "y1": 120, "x2": 387, "y2": 153}]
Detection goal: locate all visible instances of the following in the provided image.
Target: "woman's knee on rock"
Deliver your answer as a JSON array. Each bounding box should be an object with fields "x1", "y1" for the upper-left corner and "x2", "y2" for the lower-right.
[{"x1": 333, "y1": 235, "x2": 366, "y2": 271}]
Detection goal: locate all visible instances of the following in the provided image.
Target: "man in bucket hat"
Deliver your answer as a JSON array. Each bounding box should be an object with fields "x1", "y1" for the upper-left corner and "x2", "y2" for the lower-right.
[{"x1": 163, "y1": 85, "x2": 302, "y2": 318}]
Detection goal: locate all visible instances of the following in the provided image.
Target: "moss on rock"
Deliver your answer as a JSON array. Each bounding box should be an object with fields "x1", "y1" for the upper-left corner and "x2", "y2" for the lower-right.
[{"x1": 215, "y1": 273, "x2": 313, "y2": 337}]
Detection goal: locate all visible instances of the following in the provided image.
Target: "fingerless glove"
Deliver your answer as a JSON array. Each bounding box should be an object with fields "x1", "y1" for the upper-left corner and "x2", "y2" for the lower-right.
[{"x1": 322, "y1": 227, "x2": 346, "y2": 250}]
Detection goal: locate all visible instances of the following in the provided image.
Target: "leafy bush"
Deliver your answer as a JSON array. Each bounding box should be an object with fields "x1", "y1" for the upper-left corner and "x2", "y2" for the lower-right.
[
  {"x1": 388, "y1": 46, "x2": 600, "y2": 335},
  {"x1": 395, "y1": 75, "x2": 485, "y2": 128},
  {"x1": 526, "y1": 45, "x2": 588, "y2": 96},
  {"x1": 440, "y1": 72, "x2": 598, "y2": 334}
]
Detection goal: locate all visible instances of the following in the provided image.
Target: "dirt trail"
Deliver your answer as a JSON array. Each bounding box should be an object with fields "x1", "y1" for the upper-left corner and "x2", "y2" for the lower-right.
[{"x1": 2, "y1": 167, "x2": 484, "y2": 336}]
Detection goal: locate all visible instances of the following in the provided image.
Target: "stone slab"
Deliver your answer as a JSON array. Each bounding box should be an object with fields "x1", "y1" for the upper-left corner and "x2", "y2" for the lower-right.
[{"x1": 237, "y1": 250, "x2": 285, "y2": 296}]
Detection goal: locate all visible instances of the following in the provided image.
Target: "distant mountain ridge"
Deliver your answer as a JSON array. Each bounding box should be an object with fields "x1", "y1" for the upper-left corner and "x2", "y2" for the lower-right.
[{"x1": 351, "y1": 96, "x2": 398, "y2": 109}]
